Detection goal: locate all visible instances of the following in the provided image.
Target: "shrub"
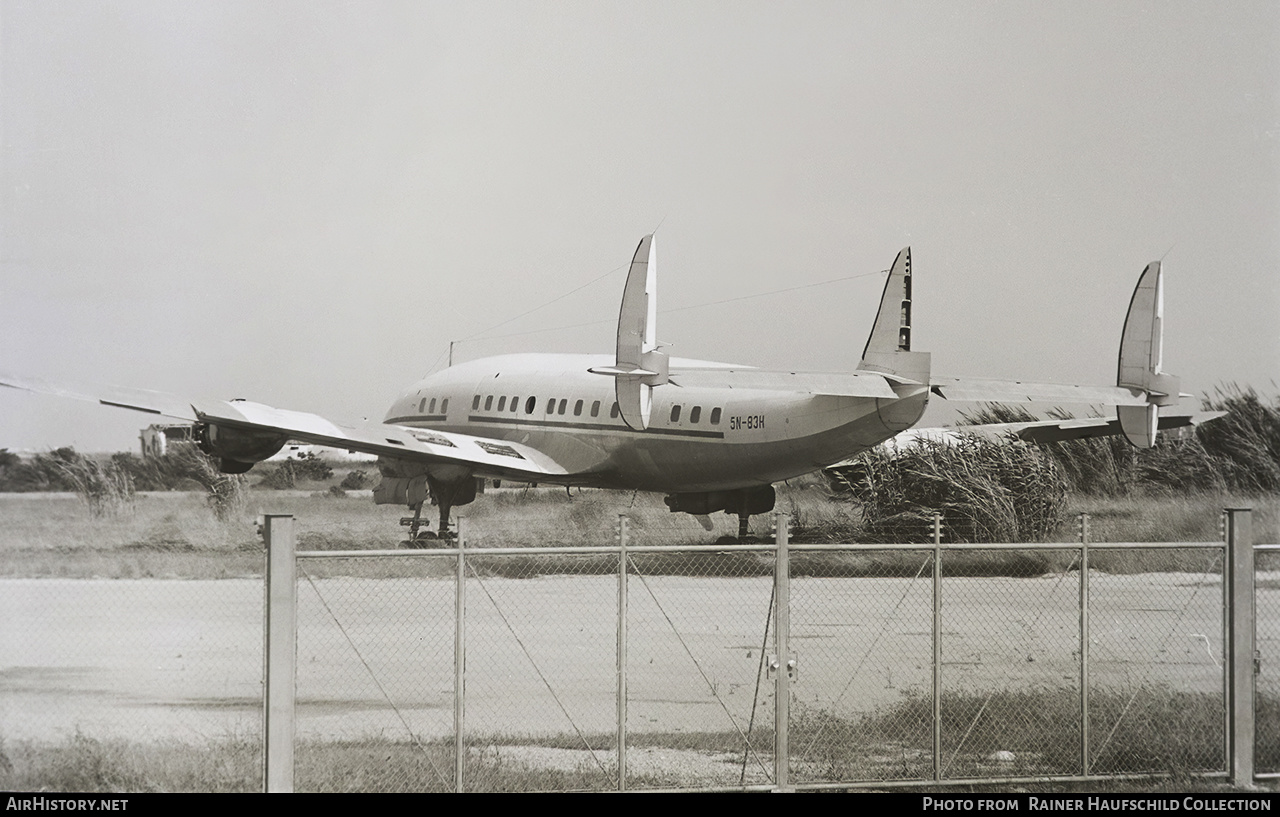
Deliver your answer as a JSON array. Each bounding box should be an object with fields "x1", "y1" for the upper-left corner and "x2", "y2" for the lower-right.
[
  {"x1": 0, "y1": 447, "x2": 83, "y2": 492},
  {"x1": 164, "y1": 442, "x2": 249, "y2": 520},
  {"x1": 340, "y1": 469, "x2": 370, "y2": 490},
  {"x1": 1197, "y1": 385, "x2": 1280, "y2": 493},
  {"x1": 956, "y1": 402, "x2": 1259, "y2": 497},
  {"x1": 258, "y1": 452, "x2": 334, "y2": 490},
  {"x1": 828, "y1": 435, "x2": 1067, "y2": 543},
  {"x1": 50, "y1": 451, "x2": 136, "y2": 517}
]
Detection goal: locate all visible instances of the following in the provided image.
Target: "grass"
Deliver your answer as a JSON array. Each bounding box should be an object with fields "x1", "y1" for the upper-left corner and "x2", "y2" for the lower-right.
[
  {"x1": 6, "y1": 688, "x2": 1274, "y2": 792},
  {"x1": 1, "y1": 485, "x2": 1276, "y2": 579}
]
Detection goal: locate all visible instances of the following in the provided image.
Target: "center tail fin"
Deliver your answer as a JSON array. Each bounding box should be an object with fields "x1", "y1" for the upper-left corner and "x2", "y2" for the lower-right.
[{"x1": 858, "y1": 247, "x2": 931, "y2": 384}]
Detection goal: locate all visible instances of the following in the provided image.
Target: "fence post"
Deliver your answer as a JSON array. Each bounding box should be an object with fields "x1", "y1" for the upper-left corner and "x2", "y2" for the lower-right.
[
  {"x1": 617, "y1": 515, "x2": 629, "y2": 792},
  {"x1": 263, "y1": 514, "x2": 296, "y2": 794},
  {"x1": 773, "y1": 513, "x2": 792, "y2": 792},
  {"x1": 1079, "y1": 513, "x2": 1090, "y2": 775},
  {"x1": 932, "y1": 512, "x2": 942, "y2": 782},
  {"x1": 1225, "y1": 508, "x2": 1255, "y2": 786},
  {"x1": 455, "y1": 518, "x2": 466, "y2": 792}
]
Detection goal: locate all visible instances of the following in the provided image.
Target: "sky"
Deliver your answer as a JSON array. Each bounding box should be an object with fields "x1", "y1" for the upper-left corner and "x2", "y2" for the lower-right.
[{"x1": 2, "y1": 1, "x2": 1277, "y2": 452}]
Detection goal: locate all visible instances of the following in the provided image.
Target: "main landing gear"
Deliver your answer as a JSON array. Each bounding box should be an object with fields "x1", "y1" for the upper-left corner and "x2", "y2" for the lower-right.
[
  {"x1": 396, "y1": 473, "x2": 478, "y2": 548},
  {"x1": 663, "y1": 485, "x2": 777, "y2": 544}
]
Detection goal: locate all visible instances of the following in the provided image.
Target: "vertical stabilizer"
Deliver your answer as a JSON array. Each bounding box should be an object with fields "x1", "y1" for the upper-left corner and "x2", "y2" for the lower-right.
[
  {"x1": 588, "y1": 235, "x2": 669, "y2": 430},
  {"x1": 858, "y1": 247, "x2": 931, "y2": 383},
  {"x1": 1116, "y1": 261, "x2": 1179, "y2": 448}
]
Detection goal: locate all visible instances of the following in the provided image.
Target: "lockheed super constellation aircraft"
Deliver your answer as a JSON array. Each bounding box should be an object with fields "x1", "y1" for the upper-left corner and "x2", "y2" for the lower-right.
[{"x1": 1, "y1": 236, "x2": 1209, "y2": 541}]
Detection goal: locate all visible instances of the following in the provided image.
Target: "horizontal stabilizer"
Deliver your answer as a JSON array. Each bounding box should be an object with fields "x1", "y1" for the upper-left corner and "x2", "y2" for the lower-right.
[
  {"x1": 961, "y1": 410, "x2": 1225, "y2": 445},
  {"x1": 929, "y1": 377, "x2": 1150, "y2": 406},
  {"x1": 672, "y1": 368, "x2": 900, "y2": 399},
  {"x1": 931, "y1": 257, "x2": 1182, "y2": 449}
]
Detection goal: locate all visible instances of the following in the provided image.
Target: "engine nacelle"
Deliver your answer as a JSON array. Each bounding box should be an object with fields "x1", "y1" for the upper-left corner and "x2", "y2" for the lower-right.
[
  {"x1": 195, "y1": 423, "x2": 289, "y2": 474},
  {"x1": 664, "y1": 485, "x2": 776, "y2": 517}
]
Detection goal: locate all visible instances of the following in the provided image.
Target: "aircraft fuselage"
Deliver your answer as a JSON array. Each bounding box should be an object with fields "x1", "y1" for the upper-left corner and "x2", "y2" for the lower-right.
[{"x1": 383, "y1": 353, "x2": 929, "y2": 492}]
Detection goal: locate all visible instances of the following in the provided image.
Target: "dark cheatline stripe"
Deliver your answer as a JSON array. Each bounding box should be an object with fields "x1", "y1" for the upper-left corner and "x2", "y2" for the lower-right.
[
  {"x1": 467, "y1": 414, "x2": 725, "y2": 439},
  {"x1": 383, "y1": 414, "x2": 447, "y2": 425},
  {"x1": 388, "y1": 413, "x2": 724, "y2": 439}
]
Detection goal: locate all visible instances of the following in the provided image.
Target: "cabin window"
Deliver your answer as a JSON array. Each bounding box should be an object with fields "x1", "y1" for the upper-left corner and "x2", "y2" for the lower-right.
[
  {"x1": 484, "y1": 395, "x2": 493, "y2": 411},
  {"x1": 558, "y1": 399, "x2": 567, "y2": 415},
  {"x1": 671, "y1": 405, "x2": 681, "y2": 423},
  {"x1": 419, "y1": 398, "x2": 426, "y2": 413},
  {"x1": 472, "y1": 395, "x2": 480, "y2": 410},
  {"x1": 710, "y1": 407, "x2": 722, "y2": 424},
  {"x1": 574, "y1": 399, "x2": 583, "y2": 416},
  {"x1": 611, "y1": 402, "x2": 620, "y2": 419},
  {"x1": 429, "y1": 398, "x2": 437, "y2": 413},
  {"x1": 497, "y1": 396, "x2": 506, "y2": 412},
  {"x1": 441, "y1": 398, "x2": 449, "y2": 414},
  {"x1": 511, "y1": 395, "x2": 519, "y2": 412},
  {"x1": 690, "y1": 406, "x2": 701, "y2": 424},
  {"x1": 591, "y1": 400, "x2": 600, "y2": 418},
  {"x1": 546, "y1": 398, "x2": 555, "y2": 415},
  {"x1": 525, "y1": 396, "x2": 536, "y2": 414}
]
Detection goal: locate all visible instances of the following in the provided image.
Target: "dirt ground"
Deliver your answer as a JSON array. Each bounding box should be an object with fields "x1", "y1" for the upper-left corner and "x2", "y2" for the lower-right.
[{"x1": 5, "y1": 569, "x2": 1274, "y2": 747}]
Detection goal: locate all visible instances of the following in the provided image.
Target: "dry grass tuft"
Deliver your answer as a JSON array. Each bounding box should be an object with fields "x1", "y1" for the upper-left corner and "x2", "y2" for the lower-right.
[{"x1": 827, "y1": 436, "x2": 1067, "y2": 543}]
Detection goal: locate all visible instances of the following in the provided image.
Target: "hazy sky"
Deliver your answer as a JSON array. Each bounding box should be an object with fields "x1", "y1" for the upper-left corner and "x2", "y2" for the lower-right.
[{"x1": 2, "y1": 1, "x2": 1277, "y2": 452}]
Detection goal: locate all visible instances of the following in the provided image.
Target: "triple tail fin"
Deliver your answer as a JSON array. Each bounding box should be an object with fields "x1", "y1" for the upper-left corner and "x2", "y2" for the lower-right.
[
  {"x1": 1116, "y1": 261, "x2": 1180, "y2": 447},
  {"x1": 858, "y1": 247, "x2": 931, "y2": 384},
  {"x1": 588, "y1": 234, "x2": 669, "y2": 430}
]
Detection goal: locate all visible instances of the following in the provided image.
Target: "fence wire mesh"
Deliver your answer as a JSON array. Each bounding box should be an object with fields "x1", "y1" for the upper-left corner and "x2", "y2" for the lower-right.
[
  {"x1": 1257, "y1": 545, "x2": 1280, "y2": 776},
  {"x1": 938, "y1": 549, "x2": 1085, "y2": 780},
  {"x1": 6, "y1": 490, "x2": 1269, "y2": 794},
  {"x1": 624, "y1": 549, "x2": 776, "y2": 789},
  {"x1": 294, "y1": 556, "x2": 456, "y2": 792},
  {"x1": 1085, "y1": 546, "x2": 1226, "y2": 776},
  {"x1": 0, "y1": 572, "x2": 265, "y2": 792},
  {"x1": 283, "y1": 523, "x2": 1262, "y2": 791},
  {"x1": 787, "y1": 549, "x2": 934, "y2": 784},
  {"x1": 461, "y1": 552, "x2": 619, "y2": 792}
]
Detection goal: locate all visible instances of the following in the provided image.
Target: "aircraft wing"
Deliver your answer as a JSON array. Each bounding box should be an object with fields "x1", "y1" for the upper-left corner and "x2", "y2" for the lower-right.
[
  {"x1": 0, "y1": 372, "x2": 570, "y2": 482},
  {"x1": 0, "y1": 372, "x2": 203, "y2": 422}
]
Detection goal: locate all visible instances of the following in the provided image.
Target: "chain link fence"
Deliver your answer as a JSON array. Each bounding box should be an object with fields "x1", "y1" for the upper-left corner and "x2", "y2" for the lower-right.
[
  {"x1": 1258, "y1": 544, "x2": 1280, "y2": 778},
  {"x1": 270, "y1": 510, "x2": 1267, "y2": 792},
  {"x1": 4, "y1": 506, "x2": 1267, "y2": 792},
  {"x1": 0, "y1": 573, "x2": 265, "y2": 791}
]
